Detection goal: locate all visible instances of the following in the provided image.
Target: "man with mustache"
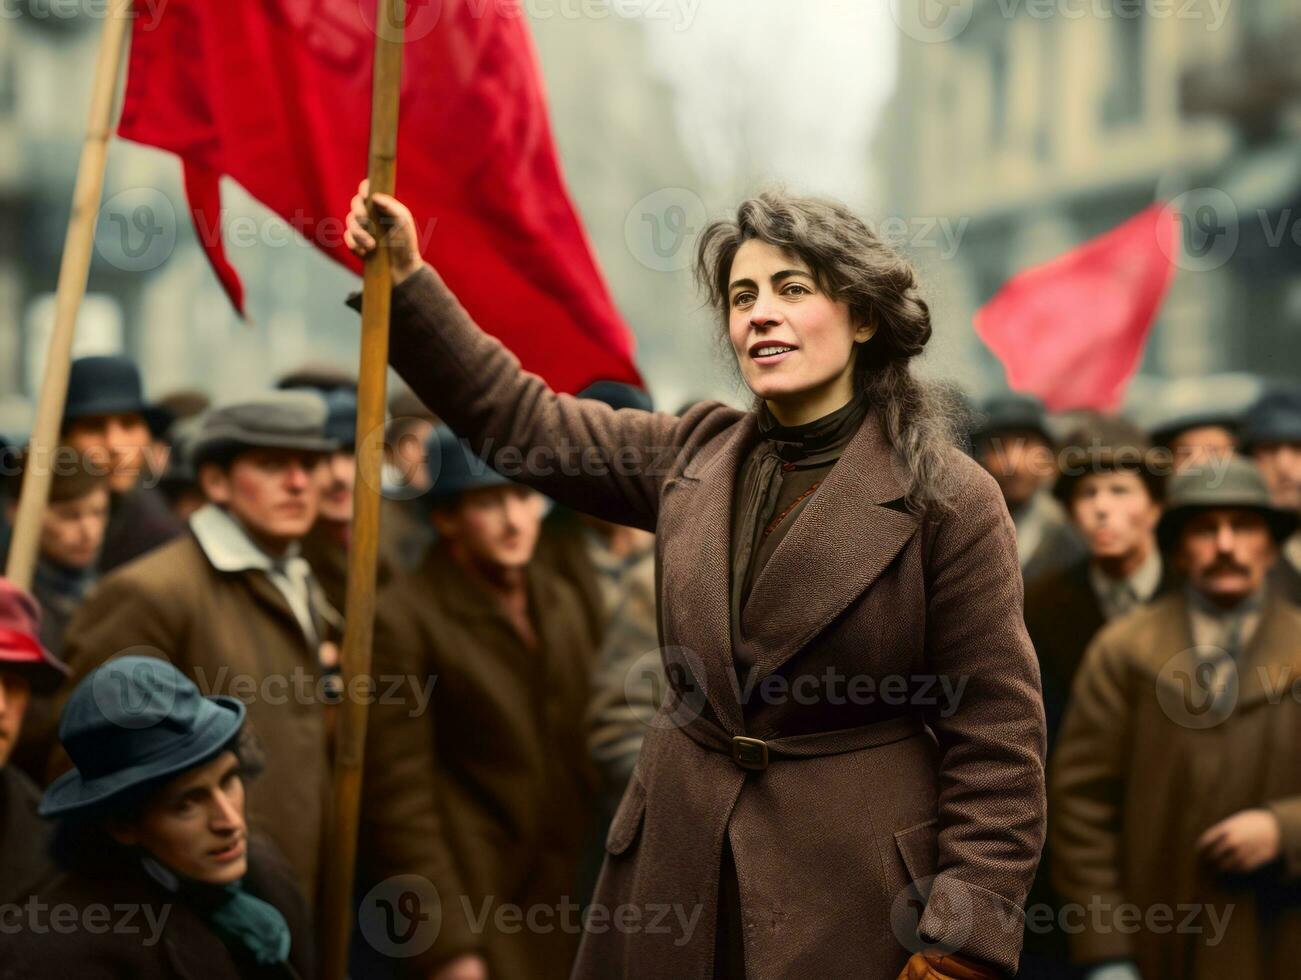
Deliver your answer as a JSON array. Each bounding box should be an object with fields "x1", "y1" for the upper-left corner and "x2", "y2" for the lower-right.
[
  {"x1": 56, "y1": 392, "x2": 342, "y2": 909},
  {"x1": 1051, "y1": 456, "x2": 1301, "y2": 980}
]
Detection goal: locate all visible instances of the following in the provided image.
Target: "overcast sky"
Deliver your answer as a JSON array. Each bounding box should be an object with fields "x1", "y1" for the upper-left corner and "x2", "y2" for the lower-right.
[{"x1": 638, "y1": 1, "x2": 900, "y2": 208}]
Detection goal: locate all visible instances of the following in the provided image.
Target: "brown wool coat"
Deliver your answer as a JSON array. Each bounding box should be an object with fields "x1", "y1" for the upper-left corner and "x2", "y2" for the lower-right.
[
  {"x1": 1051, "y1": 590, "x2": 1301, "y2": 979},
  {"x1": 55, "y1": 532, "x2": 339, "y2": 906},
  {"x1": 360, "y1": 542, "x2": 597, "y2": 978},
  {"x1": 379, "y1": 266, "x2": 1047, "y2": 979}
]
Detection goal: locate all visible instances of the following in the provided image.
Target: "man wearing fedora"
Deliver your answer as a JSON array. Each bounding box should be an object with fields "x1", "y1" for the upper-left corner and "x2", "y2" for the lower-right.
[
  {"x1": 970, "y1": 393, "x2": 1085, "y2": 588},
  {"x1": 57, "y1": 391, "x2": 342, "y2": 907},
  {"x1": 1241, "y1": 385, "x2": 1301, "y2": 604},
  {"x1": 0, "y1": 656, "x2": 314, "y2": 979},
  {"x1": 1051, "y1": 456, "x2": 1301, "y2": 979},
  {"x1": 1019, "y1": 417, "x2": 1171, "y2": 979},
  {"x1": 61, "y1": 355, "x2": 183, "y2": 573},
  {"x1": 0, "y1": 579, "x2": 68, "y2": 907},
  {"x1": 360, "y1": 425, "x2": 596, "y2": 980}
]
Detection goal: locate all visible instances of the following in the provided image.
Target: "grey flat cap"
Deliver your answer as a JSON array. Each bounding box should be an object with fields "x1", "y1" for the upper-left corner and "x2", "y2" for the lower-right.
[
  {"x1": 1157, "y1": 455, "x2": 1298, "y2": 551},
  {"x1": 190, "y1": 391, "x2": 338, "y2": 468}
]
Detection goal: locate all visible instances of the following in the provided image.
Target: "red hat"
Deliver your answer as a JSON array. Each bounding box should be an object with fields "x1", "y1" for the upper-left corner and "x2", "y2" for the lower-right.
[{"x1": 0, "y1": 579, "x2": 70, "y2": 693}]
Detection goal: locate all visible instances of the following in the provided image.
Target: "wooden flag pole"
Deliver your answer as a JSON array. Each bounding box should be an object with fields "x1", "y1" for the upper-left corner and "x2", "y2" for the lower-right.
[
  {"x1": 321, "y1": 0, "x2": 405, "y2": 977},
  {"x1": 4, "y1": 0, "x2": 134, "y2": 590}
]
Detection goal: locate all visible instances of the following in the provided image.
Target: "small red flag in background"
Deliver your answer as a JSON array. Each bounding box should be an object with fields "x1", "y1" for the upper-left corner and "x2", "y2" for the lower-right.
[
  {"x1": 974, "y1": 203, "x2": 1179, "y2": 412},
  {"x1": 118, "y1": 0, "x2": 641, "y2": 393}
]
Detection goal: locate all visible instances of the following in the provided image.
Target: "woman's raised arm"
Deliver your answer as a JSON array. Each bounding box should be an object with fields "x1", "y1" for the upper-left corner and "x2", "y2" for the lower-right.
[{"x1": 343, "y1": 181, "x2": 740, "y2": 531}]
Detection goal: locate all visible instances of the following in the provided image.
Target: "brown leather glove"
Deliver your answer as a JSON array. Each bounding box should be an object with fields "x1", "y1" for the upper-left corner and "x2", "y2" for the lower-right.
[{"x1": 896, "y1": 950, "x2": 1005, "y2": 980}]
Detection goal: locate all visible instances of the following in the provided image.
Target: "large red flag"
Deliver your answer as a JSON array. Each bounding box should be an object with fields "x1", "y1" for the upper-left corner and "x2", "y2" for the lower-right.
[
  {"x1": 118, "y1": 0, "x2": 641, "y2": 393},
  {"x1": 974, "y1": 204, "x2": 1178, "y2": 412}
]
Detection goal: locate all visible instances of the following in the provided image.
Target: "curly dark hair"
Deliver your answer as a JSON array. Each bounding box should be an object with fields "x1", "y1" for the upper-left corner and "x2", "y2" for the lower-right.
[{"x1": 695, "y1": 190, "x2": 964, "y2": 513}]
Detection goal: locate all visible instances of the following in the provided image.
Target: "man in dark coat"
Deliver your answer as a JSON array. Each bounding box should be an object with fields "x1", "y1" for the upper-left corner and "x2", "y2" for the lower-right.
[
  {"x1": 970, "y1": 394, "x2": 1084, "y2": 588},
  {"x1": 360, "y1": 425, "x2": 597, "y2": 980},
  {"x1": 1020, "y1": 417, "x2": 1170, "y2": 978},
  {"x1": 56, "y1": 392, "x2": 342, "y2": 906},
  {"x1": 1241, "y1": 385, "x2": 1301, "y2": 604},
  {"x1": 0, "y1": 579, "x2": 68, "y2": 907},
  {"x1": 60, "y1": 355, "x2": 182, "y2": 573}
]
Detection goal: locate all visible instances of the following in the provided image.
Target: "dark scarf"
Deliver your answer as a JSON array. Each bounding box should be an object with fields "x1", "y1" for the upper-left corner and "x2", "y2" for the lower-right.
[
  {"x1": 141, "y1": 854, "x2": 291, "y2": 966},
  {"x1": 33, "y1": 557, "x2": 96, "y2": 604},
  {"x1": 756, "y1": 390, "x2": 870, "y2": 465}
]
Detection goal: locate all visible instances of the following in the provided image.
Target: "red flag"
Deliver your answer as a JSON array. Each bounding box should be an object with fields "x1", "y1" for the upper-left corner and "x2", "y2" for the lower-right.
[
  {"x1": 974, "y1": 204, "x2": 1178, "y2": 412},
  {"x1": 118, "y1": 0, "x2": 641, "y2": 393}
]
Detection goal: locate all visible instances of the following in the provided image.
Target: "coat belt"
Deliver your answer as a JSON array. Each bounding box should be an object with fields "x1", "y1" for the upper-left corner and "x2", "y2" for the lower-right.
[{"x1": 677, "y1": 709, "x2": 928, "y2": 772}]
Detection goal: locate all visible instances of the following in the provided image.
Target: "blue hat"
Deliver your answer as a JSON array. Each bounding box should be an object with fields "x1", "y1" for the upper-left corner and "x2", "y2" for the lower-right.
[
  {"x1": 63, "y1": 356, "x2": 171, "y2": 437},
  {"x1": 425, "y1": 425, "x2": 512, "y2": 505},
  {"x1": 1240, "y1": 385, "x2": 1301, "y2": 452},
  {"x1": 40, "y1": 656, "x2": 245, "y2": 818},
  {"x1": 578, "y1": 380, "x2": 654, "y2": 413},
  {"x1": 322, "y1": 388, "x2": 358, "y2": 452}
]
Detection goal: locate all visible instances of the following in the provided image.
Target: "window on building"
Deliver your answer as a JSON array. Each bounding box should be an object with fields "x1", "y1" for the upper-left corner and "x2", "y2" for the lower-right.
[{"x1": 1101, "y1": 4, "x2": 1146, "y2": 127}]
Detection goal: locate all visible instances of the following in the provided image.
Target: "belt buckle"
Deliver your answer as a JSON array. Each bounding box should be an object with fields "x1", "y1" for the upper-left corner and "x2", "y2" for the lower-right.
[{"x1": 731, "y1": 735, "x2": 769, "y2": 772}]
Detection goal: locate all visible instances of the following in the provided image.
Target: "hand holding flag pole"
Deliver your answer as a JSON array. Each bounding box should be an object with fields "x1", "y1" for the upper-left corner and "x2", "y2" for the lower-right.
[{"x1": 321, "y1": 2, "x2": 405, "y2": 978}]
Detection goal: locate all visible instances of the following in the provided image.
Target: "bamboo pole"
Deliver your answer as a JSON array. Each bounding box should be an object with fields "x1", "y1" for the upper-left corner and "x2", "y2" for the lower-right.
[
  {"x1": 5, "y1": 0, "x2": 134, "y2": 589},
  {"x1": 321, "y1": 1, "x2": 405, "y2": 976}
]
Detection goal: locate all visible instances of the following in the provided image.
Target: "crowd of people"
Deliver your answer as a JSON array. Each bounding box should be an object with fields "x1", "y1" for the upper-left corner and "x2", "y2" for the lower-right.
[{"x1": 0, "y1": 345, "x2": 1298, "y2": 979}]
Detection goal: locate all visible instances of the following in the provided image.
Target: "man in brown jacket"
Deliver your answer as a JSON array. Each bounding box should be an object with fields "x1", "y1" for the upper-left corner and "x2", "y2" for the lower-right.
[
  {"x1": 360, "y1": 425, "x2": 596, "y2": 980},
  {"x1": 1051, "y1": 457, "x2": 1301, "y2": 979},
  {"x1": 57, "y1": 391, "x2": 342, "y2": 906}
]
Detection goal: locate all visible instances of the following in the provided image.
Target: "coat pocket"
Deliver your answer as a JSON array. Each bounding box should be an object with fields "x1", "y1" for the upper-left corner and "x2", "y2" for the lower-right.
[
  {"x1": 893, "y1": 817, "x2": 939, "y2": 893},
  {"x1": 605, "y1": 777, "x2": 648, "y2": 856}
]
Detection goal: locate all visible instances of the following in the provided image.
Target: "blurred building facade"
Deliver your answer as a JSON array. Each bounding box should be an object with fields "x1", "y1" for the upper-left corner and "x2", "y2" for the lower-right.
[{"x1": 877, "y1": 0, "x2": 1301, "y2": 400}]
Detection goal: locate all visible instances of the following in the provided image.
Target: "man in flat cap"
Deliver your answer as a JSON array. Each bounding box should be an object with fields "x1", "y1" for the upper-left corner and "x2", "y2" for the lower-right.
[
  {"x1": 0, "y1": 578, "x2": 68, "y2": 906},
  {"x1": 970, "y1": 393, "x2": 1084, "y2": 588},
  {"x1": 57, "y1": 391, "x2": 342, "y2": 906},
  {"x1": 1051, "y1": 456, "x2": 1301, "y2": 980},
  {"x1": 60, "y1": 355, "x2": 182, "y2": 573},
  {"x1": 360, "y1": 425, "x2": 596, "y2": 980},
  {"x1": 1241, "y1": 385, "x2": 1301, "y2": 603}
]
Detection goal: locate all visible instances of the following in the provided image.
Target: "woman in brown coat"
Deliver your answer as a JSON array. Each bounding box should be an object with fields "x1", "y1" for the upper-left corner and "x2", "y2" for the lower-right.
[{"x1": 344, "y1": 184, "x2": 1046, "y2": 980}]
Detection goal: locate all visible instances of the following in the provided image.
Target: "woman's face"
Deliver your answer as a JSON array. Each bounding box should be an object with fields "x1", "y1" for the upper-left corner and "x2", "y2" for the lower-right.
[
  {"x1": 727, "y1": 239, "x2": 875, "y2": 425},
  {"x1": 111, "y1": 751, "x2": 248, "y2": 885}
]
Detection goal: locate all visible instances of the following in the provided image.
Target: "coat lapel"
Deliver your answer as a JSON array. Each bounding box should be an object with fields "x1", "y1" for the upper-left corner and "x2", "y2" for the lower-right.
[
  {"x1": 742, "y1": 411, "x2": 921, "y2": 681},
  {"x1": 660, "y1": 415, "x2": 756, "y2": 735}
]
